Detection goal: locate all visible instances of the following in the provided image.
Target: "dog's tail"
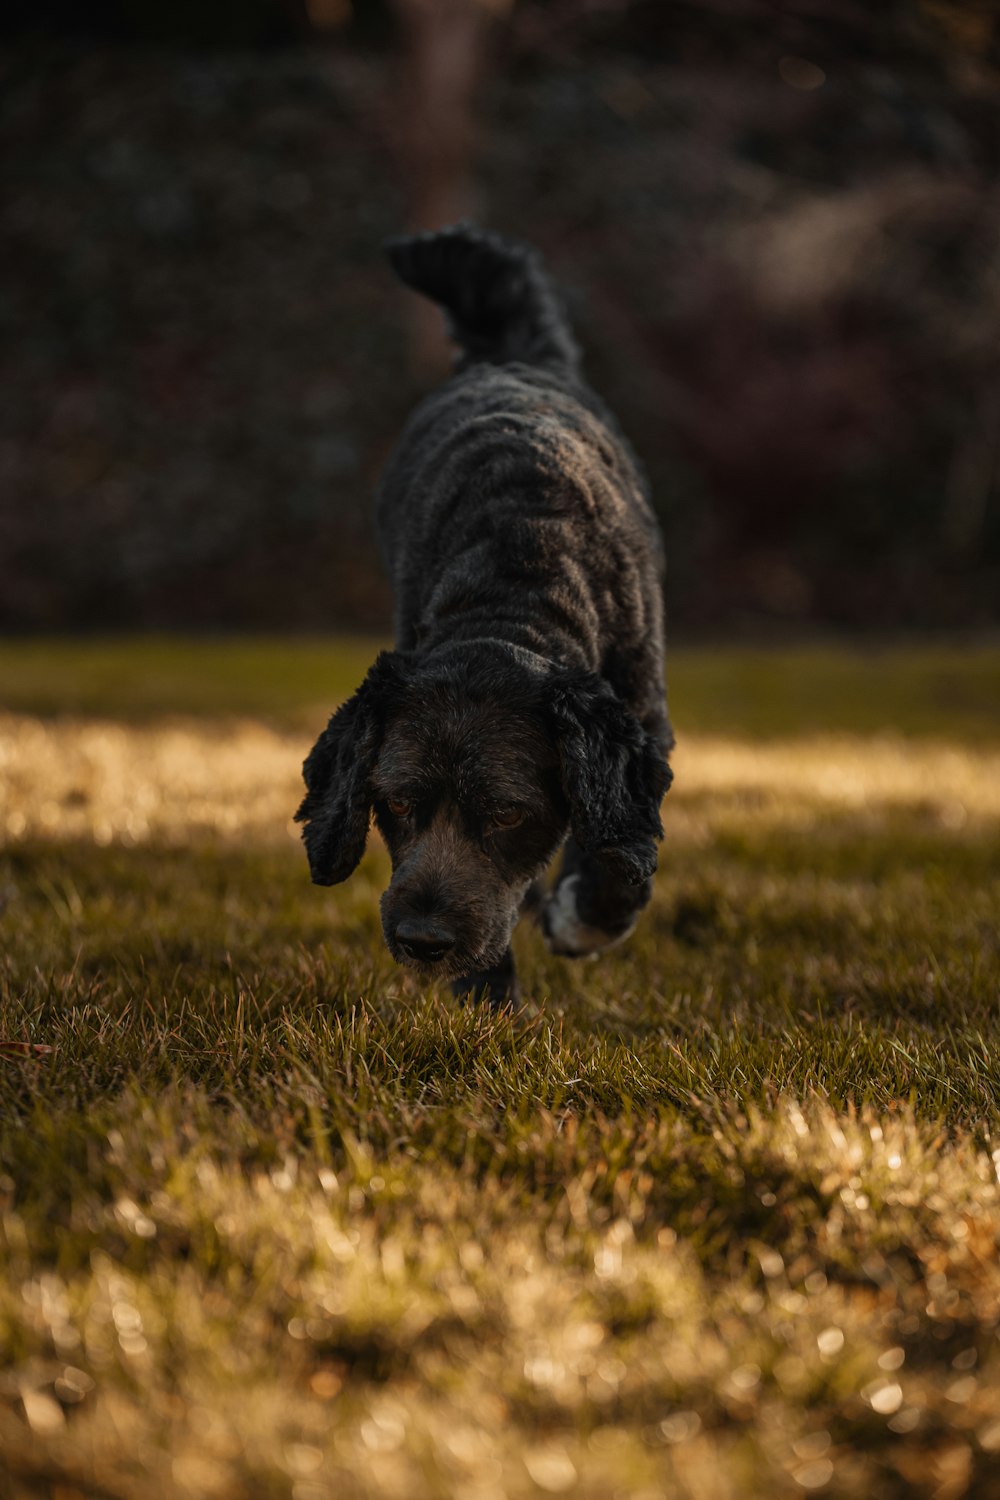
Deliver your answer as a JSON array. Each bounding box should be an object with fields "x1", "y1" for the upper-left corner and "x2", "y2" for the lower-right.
[{"x1": 384, "y1": 223, "x2": 580, "y2": 374}]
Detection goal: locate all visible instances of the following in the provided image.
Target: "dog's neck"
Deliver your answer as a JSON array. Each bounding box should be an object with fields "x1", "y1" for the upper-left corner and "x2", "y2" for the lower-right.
[
  {"x1": 414, "y1": 635, "x2": 559, "y2": 680},
  {"x1": 408, "y1": 618, "x2": 597, "y2": 677}
]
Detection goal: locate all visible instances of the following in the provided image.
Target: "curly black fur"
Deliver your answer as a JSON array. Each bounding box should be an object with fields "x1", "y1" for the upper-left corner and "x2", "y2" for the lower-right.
[
  {"x1": 547, "y1": 670, "x2": 672, "y2": 887},
  {"x1": 297, "y1": 651, "x2": 409, "y2": 885},
  {"x1": 384, "y1": 223, "x2": 580, "y2": 373},
  {"x1": 296, "y1": 225, "x2": 673, "y2": 1004}
]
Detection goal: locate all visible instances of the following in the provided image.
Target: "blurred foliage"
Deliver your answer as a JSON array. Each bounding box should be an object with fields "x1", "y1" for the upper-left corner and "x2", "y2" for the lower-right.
[{"x1": 0, "y1": 1, "x2": 998, "y2": 628}]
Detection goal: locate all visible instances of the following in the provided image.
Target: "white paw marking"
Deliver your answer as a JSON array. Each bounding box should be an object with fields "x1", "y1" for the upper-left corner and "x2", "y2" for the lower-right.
[{"x1": 544, "y1": 875, "x2": 638, "y2": 958}]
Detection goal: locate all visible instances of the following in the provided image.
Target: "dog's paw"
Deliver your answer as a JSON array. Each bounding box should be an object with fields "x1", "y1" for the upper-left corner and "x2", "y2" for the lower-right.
[{"x1": 542, "y1": 875, "x2": 638, "y2": 959}]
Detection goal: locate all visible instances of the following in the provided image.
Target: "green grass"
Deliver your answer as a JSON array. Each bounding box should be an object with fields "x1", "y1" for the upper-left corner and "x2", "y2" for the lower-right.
[
  {"x1": 1, "y1": 641, "x2": 1000, "y2": 1499},
  {"x1": 2, "y1": 635, "x2": 999, "y2": 738},
  {"x1": 0, "y1": 636, "x2": 386, "y2": 727}
]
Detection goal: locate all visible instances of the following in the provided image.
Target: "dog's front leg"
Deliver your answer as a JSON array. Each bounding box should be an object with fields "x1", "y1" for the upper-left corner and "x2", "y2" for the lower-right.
[
  {"x1": 451, "y1": 947, "x2": 519, "y2": 1008},
  {"x1": 542, "y1": 838, "x2": 654, "y2": 958}
]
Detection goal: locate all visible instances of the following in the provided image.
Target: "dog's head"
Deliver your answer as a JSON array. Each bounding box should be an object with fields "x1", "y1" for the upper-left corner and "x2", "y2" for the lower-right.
[{"x1": 296, "y1": 647, "x2": 671, "y2": 980}]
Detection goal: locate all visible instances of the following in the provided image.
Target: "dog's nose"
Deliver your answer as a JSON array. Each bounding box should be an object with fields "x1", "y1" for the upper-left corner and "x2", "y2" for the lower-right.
[{"x1": 394, "y1": 918, "x2": 457, "y2": 964}]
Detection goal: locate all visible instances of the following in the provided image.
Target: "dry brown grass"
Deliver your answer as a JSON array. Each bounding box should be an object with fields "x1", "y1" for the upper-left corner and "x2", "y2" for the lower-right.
[
  {"x1": 3, "y1": 712, "x2": 998, "y2": 848},
  {"x1": 1, "y1": 643, "x2": 999, "y2": 1499}
]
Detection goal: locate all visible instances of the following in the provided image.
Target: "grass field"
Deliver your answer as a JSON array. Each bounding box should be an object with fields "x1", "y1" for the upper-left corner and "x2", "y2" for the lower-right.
[{"x1": 1, "y1": 639, "x2": 999, "y2": 1500}]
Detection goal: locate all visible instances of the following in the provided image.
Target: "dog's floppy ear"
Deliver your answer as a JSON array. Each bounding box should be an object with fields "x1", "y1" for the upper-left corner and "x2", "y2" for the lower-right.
[
  {"x1": 295, "y1": 651, "x2": 407, "y2": 886},
  {"x1": 547, "y1": 672, "x2": 672, "y2": 884}
]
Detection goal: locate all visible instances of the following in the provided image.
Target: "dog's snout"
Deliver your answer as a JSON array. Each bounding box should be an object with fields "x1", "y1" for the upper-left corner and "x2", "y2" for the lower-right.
[{"x1": 394, "y1": 918, "x2": 457, "y2": 965}]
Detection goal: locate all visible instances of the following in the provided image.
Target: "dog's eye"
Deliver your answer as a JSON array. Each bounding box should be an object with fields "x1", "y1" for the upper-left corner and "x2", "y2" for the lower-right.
[
  {"x1": 386, "y1": 797, "x2": 413, "y2": 818},
  {"x1": 490, "y1": 806, "x2": 525, "y2": 830}
]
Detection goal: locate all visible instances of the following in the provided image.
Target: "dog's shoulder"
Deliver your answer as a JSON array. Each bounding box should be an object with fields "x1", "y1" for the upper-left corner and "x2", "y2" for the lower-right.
[{"x1": 380, "y1": 360, "x2": 647, "y2": 510}]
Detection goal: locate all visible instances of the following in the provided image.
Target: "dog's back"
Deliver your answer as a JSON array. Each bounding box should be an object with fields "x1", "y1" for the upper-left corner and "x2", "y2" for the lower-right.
[{"x1": 376, "y1": 226, "x2": 668, "y2": 739}]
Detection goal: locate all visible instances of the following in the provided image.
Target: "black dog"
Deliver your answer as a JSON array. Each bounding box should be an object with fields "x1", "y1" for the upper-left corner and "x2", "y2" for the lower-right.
[{"x1": 297, "y1": 226, "x2": 673, "y2": 1004}]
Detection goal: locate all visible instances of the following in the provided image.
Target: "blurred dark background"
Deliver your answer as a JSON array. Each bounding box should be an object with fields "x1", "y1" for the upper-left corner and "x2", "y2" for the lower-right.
[{"x1": 2, "y1": 0, "x2": 998, "y2": 634}]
